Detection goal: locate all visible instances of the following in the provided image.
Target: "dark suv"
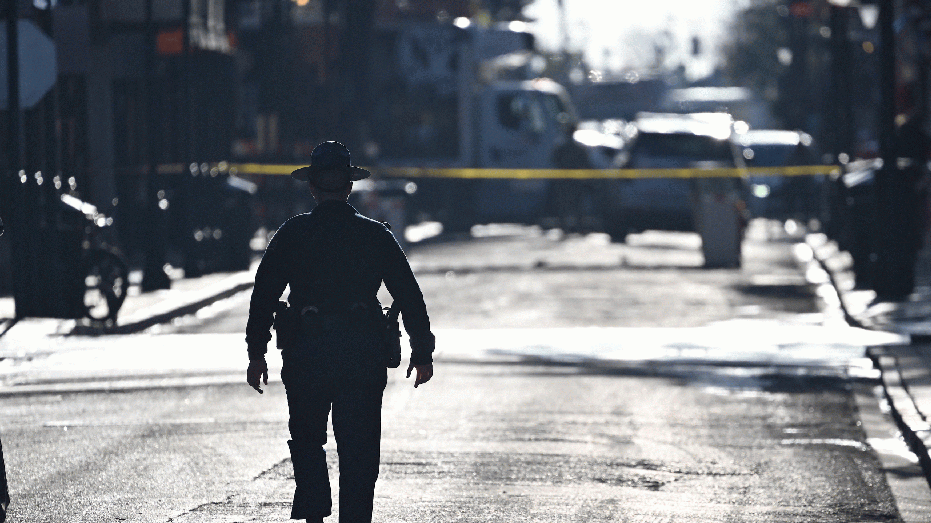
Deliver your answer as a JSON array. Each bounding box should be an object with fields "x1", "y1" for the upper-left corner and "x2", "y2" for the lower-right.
[{"x1": 738, "y1": 129, "x2": 823, "y2": 222}]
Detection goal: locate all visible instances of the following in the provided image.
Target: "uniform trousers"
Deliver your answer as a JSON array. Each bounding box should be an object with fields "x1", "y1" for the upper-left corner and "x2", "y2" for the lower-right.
[{"x1": 281, "y1": 328, "x2": 387, "y2": 523}]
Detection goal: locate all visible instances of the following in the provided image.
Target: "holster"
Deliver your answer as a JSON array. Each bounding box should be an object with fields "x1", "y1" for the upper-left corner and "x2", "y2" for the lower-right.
[
  {"x1": 382, "y1": 303, "x2": 402, "y2": 368},
  {"x1": 273, "y1": 301, "x2": 300, "y2": 352}
]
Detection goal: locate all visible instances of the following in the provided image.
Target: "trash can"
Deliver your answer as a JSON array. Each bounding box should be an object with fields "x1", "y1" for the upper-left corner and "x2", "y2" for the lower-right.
[{"x1": 693, "y1": 178, "x2": 743, "y2": 268}]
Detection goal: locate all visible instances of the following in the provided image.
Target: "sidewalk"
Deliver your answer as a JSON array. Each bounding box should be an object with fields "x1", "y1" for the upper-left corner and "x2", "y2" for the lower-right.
[
  {"x1": 0, "y1": 264, "x2": 256, "y2": 340},
  {"x1": 806, "y1": 232, "x2": 931, "y2": 482}
]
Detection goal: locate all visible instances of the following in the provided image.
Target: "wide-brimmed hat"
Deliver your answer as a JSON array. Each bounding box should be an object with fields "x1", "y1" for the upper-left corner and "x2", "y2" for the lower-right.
[{"x1": 290, "y1": 141, "x2": 371, "y2": 186}]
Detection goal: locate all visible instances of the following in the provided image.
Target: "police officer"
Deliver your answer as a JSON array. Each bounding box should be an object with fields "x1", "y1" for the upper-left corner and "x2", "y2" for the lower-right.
[{"x1": 245, "y1": 141, "x2": 435, "y2": 522}]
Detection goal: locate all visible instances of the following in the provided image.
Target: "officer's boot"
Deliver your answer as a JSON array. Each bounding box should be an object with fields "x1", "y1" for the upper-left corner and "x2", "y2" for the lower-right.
[{"x1": 288, "y1": 439, "x2": 331, "y2": 521}]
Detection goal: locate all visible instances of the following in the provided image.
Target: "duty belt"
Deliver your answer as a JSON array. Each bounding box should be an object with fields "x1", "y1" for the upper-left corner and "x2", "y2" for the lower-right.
[{"x1": 299, "y1": 302, "x2": 377, "y2": 332}]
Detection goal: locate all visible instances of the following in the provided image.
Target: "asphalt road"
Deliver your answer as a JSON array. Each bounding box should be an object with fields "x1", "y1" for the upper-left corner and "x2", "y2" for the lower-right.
[
  {"x1": 0, "y1": 360, "x2": 911, "y2": 523},
  {"x1": 175, "y1": 221, "x2": 822, "y2": 334},
  {"x1": 1, "y1": 220, "x2": 930, "y2": 522}
]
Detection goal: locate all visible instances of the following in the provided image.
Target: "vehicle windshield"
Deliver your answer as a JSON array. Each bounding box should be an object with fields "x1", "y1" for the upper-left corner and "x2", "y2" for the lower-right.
[
  {"x1": 745, "y1": 144, "x2": 815, "y2": 166},
  {"x1": 631, "y1": 132, "x2": 734, "y2": 166}
]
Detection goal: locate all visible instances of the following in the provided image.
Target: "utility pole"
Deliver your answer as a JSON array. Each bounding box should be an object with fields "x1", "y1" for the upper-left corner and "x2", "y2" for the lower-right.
[
  {"x1": 557, "y1": 0, "x2": 570, "y2": 85},
  {"x1": 5, "y1": 0, "x2": 30, "y2": 318},
  {"x1": 557, "y1": 0, "x2": 568, "y2": 53},
  {"x1": 877, "y1": 0, "x2": 895, "y2": 169},
  {"x1": 5, "y1": 0, "x2": 21, "y2": 173},
  {"x1": 140, "y1": 0, "x2": 170, "y2": 289},
  {"x1": 871, "y1": 0, "x2": 915, "y2": 300},
  {"x1": 829, "y1": 5, "x2": 854, "y2": 161},
  {"x1": 338, "y1": 0, "x2": 375, "y2": 153}
]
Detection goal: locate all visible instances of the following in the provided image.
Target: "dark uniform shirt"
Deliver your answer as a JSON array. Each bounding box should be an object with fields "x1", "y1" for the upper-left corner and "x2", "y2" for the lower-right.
[{"x1": 245, "y1": 200, "x2": 435, "y2": 365}]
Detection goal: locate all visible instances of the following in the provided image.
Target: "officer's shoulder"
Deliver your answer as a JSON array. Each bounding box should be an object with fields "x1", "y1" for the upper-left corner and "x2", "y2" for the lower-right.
[
  {"x1": 353, "y1": 212, "x2": 394, "y2": 233},
  {"x1": 277, "y1": 213, "x2": 309, "y2": 228},
  {"x1": 272, "y1": 213, "x2": 313, "y2": 237}
]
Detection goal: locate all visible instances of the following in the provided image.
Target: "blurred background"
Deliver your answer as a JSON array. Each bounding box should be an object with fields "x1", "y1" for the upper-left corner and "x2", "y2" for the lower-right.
[{"x1": 0, "y1": 0, "x2": 928, "y2": 318}]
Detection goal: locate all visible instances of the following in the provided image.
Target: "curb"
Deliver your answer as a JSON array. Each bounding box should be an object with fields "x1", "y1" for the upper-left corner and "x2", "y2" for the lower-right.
[
  {"x1": 805, "y1": 234, "x2": 931, "y2": 486},
  {"x1": 866, "y1": 346, "x2": 931, "y2": 483},
  {"x1": 71, "y1": 272, "x2": 255, "y2": 336},
  {"x1": 802, "y1": 234, "x2": 865, "y2": 329}
]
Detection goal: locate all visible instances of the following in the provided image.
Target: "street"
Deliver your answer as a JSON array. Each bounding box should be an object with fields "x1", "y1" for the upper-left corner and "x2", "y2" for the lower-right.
[{"x1": 0, "y1": 220, "x2": 929, "y2": 522}]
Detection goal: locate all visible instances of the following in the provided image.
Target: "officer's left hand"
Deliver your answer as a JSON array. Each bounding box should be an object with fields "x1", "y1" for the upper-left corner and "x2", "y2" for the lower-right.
[
  {"x1": 406, "y1": 363, "x2": 433, "y2": 388},
  {"x1": 247, "y1": 358, "x2": 269, "y2": 394}
]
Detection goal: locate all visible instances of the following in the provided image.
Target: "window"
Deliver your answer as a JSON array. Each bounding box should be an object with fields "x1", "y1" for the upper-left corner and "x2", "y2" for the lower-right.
[
  {"x1": 496, "y1": 92, "x2": 545, "y2": 134},
  {"x1": 496, "y1": 93, "x2": 523, "y2": 130}
]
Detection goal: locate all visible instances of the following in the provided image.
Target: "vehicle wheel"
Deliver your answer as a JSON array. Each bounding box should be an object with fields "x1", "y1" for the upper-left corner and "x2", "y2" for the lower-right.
[
  {"x1": 228, "y1": 244, "x2": 253, "y2": 271},
  {"x1": 220, "y1": 234, "x2": 253, "y2": 272},
  {"x1": 605, "y1": 220, "x2": 631, "y2": 243},
  {"x1": 441, "y1": 211, "x2": 474, "y2": 235},
  {"x1": 556, "y1": 189, "x2": 600, "y2": 233},
  {"x1": 82, "y1": 248, "x2": 129, "y2": 323},
  {"x1": 184, "y1": 255, "x2": 206, "y2": 278},
  {"x1": 576, "y1": 190, "x2": 603, "y2": 233}
]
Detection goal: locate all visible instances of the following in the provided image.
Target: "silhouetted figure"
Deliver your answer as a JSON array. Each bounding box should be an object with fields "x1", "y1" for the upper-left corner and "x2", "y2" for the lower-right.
[
  {"x1": 1, "y1": 217, "x2": 7, "y2": 522},
  {"x1": 245, "y1": 141, "x2": 435, "y2": 523}
]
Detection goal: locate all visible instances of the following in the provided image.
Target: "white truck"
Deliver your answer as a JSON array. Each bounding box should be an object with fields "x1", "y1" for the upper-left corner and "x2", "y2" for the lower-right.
[{"x1": 367, "y1": 20, "x2": 610, "y2": 232}]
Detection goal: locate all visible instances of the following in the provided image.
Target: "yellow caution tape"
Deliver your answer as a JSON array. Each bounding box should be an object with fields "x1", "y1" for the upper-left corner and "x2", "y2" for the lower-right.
[
  {"x1": 229, "y1": 163, "x2": 300, "y2": 176},
  {"x1": 745, "y1": 165, "x2": 841, "y2": 177},
  {"x1": 166, "y1": 162, "x2": 842, "y2": 180},
  {"x1": 378, "y1": 166, "x2": 840, "y2": 179}
]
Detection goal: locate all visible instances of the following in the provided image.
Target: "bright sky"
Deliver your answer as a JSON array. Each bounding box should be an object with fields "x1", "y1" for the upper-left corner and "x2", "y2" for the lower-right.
[{"x1": 523, "y1": 0, "x2": 744, "y2": 78}]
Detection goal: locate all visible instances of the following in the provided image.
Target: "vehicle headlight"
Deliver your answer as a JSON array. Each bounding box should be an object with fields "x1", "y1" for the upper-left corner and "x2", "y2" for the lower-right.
[{"x1": 751, "y1": 184, "x2": 771, "y2": 198}]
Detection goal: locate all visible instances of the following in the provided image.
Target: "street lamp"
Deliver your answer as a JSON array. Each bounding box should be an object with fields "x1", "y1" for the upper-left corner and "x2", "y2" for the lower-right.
[
  {"x1": 826, "y1": 0, "x2": 894, "y2": 167},
  {"x1": 826, "y1": 0, "x2": 855, "y2": 161}
]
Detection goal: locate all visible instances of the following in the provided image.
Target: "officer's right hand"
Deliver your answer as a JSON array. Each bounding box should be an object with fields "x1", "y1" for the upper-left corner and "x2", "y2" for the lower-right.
[{"x1": 247, "y1": 358, "x2": 269, "y2": 394}]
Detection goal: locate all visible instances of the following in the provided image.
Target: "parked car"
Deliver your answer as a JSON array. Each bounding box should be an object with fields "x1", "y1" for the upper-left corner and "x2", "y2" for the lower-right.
[
  {"x1": 575, "y1": 119, "x2": 631, "y2": 168},
  {"x1": 602, "y1": 112, "x2": 748, "y2": 242},
  {"x1": 349, "y1": 178, "x2": 417, "y2": 251},
  {"x1": 738, "y1": 129, "x2": 823, "y2": 223},
  {"x1": 165, "y1": 170, "x2": 259, "y2": 277}
]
